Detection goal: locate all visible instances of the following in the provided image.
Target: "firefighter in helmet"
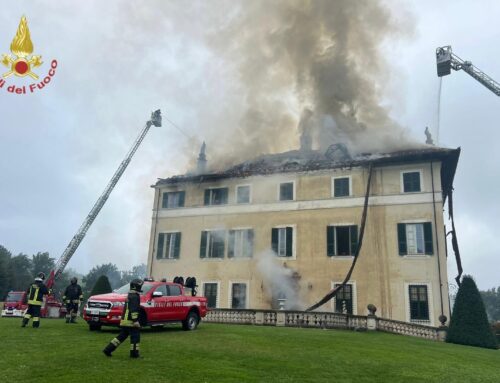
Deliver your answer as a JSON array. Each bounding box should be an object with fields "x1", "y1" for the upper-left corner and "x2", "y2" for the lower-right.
[
  {"x1": 103, "y1": 278, "x2": 143, "y2": 358},
  {"x1": 62, "y1": 277, "x2": 83, "y2": 323},
  {"x1": 21, "y1": 272, "x2": 49, "y2": 328}
]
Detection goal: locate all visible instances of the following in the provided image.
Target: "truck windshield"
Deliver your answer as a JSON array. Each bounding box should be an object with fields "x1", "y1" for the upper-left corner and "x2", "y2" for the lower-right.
[
  {"x1": 6, "y1": 292, "x2": 24, "y2": 302},
  {"x1": 113, "y1": 283, "x2": 154, "y2": 295}
]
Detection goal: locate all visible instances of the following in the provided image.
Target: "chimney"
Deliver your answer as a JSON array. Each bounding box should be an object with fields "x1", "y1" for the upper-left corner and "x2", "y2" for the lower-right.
[{"x1": 197, "y1": 142, "x2": 207, "y2": 174}]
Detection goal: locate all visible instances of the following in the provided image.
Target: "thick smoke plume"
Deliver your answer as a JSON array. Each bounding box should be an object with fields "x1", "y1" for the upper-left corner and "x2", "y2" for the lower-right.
[{"x1": 206, "y1": 0, "x2": 417, "y2": 168}]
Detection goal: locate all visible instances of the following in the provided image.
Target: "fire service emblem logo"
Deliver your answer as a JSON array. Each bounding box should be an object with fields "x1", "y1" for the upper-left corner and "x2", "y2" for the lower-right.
[{"x1": 0, "y1": 16, "x2": 58, "y2": 94}]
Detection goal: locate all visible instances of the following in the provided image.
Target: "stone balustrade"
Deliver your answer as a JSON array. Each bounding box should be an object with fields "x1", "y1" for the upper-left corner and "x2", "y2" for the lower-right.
[{"x1": 204, "y1": 308, "x2": 446, "y2": 341}]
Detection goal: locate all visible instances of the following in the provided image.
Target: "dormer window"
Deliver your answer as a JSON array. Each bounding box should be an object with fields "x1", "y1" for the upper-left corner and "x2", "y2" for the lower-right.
[{"x1": 204, "y1": 187, "x2": 228, "y2": 205}]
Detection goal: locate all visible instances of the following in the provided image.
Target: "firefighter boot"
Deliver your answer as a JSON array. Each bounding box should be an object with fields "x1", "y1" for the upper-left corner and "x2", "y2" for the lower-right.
[
  {"x1": 130, "y1": 343, "x2": 140, "y2": 358},
  {"x1": 65, "y1": 315, "x2": 71, "y2": 324},
  {"x1": 70, "y1": 313, "x2": 77, "y2": 323},
  {"x1": 33, "y1": 318, "x2": 40, "y2": 328},
  {"x1": 21, "y1": 317, "x2": 29, "y2": 327},
  {"x1": 103, "y1": 338, "x2": 120, "y2": 357}
]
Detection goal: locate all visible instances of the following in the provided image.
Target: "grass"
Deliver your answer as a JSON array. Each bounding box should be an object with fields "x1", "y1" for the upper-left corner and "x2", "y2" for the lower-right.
[{"x1": 0, "y1": 317, "x2": 498, "y2": 383}]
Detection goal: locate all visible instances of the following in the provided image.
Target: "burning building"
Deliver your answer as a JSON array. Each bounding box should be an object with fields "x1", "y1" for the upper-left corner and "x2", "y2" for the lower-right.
[{"x1": 147, "y1": 143, "x2": 460, "y2": 326}]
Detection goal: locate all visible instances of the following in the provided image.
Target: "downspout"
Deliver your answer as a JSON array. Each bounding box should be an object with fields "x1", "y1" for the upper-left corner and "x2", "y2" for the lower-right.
[
  {"x1": 430, "y1": 161, "x2": 445, "y2": 317},
  {"x1": 148, "y1": 187, "x2": 161, "y2": 277}
]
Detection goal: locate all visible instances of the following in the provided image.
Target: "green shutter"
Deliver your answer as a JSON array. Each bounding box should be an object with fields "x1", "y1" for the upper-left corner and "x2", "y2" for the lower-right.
[
  {"x1": 204, "y1": 190, "x2": 210, "y2": 205},
  {"x1": 161, "y1": 193, "x2": 168, "y2": 208},
  {"x1": 178, "y1": 191, "x2": 185, "y2": 207},
  {"x1": 397, "y1": 224, "x2": 407, "y2": 256},
  {"x1": 327, "y1": 226, "x2": 335, "y2": 257},
  {"x1": 350, "y1": 225, "x2": 358, "y2": 256},
  {"x1": 200, "y1": 231, "x2": 207, "y2": 258},
  {"x1": 423, "y1": 222, "x2": 433, "y2": 255},
  {"x1": 271, "y1": 228, "x2": 278, "y2": 254},
  {"x1": 228, "y1": 230, "x2": 235, "y2": 258},
  {"x1": 221, "y1": 188, "x2": 228, "y2": 204},
  {"x1": 286, "y1": 227, "x2": 293, "y2": 257},
  {"x1": 247, "y1": 229, "x2": 254, "y2": 258},
  {"x1": 156, "y1": 233, "x2": 165, "y2": 259},
  {"x1": 174, "y1": 233, "x2": 181, "y2": 259}
]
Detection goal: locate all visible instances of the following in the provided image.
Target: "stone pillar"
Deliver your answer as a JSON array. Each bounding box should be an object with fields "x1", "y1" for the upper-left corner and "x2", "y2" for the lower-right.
[
  {"x1": 255, "y1": 312, "x2": 264, "y2": 325},
  {"x1": 438, "y1": 314, "x2": 448, "y2": 341},
  {"x1": 367, "y1": 304, "x2": 378, "y2": 331},
  {"x1": 276, "y1": 312, "x2": 286, "y2": 327}
]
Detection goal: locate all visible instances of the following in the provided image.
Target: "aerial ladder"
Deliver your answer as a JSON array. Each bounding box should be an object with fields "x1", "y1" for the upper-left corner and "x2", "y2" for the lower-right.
[
  {"x1": 436, "y1": 45, "x2": 500, "y2": 96},
  {"x1": 43, "y1": 110, "x2": 162, "y2": 315}
]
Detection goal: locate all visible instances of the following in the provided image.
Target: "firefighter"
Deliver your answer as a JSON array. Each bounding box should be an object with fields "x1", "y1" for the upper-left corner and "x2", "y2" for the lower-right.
[
  {"x1": 63, "y1": 277, "x2": 83, "y2": 323},
  {"x1": 103, "y1": 278, "x2": 143, "y2": 358},
  {"x1": 21, "y1": 272, "x2": 49, "y2": 328}
]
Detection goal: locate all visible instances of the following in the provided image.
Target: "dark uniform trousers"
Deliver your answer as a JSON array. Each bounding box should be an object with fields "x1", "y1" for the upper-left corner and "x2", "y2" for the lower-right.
[
  {"x1": 103, "y1": 290, "x2": 141, "y2": 358},
  {"x1": 23, "y1": 305, "x2": 41, "y2": 328}
]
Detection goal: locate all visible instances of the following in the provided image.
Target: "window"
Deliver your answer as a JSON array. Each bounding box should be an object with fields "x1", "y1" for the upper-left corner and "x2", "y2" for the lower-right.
[
  {"x1": 409, "y1": 285, "x2": 429, "y2": 321},
  {"x1": 228, "y1": 229, "x2": 254, "y2": 258},
  {"x1": 402, "y1": 171, "x2": 421, "y2": 193},
  {"x1": 397, "y1": 223, "x2": 433, "y2": 255},
  {"x1": 203, "y1": 283, "x2": 218, "y2": 309},
  {"x1": 327, "y1": 225, "x2": 358, "y2": 256},
  {"x1": 156, "y1": 232, "x2": 181, "y2": 259},
  {"x1": 168, "y1": 285, "x2": 181, "y2": 296},
  {"x1": 204, "y1": 188, "x2": 228, "y2": 205},
  {"x1": 279, "y1": 182, "x2": 294, "y2": 201},
  {"x1": 236, "y1": 185, "x2": 251, "y2": 204},
  {"x1": 271, "y1": 227, "x2": 293, "y2": 257},
  {"x1": 162, "y1": 191, "x2": 185, "y2": 208},
  {"x1": 154, "y1": 285, "x2": 167, "y2": 296},
  {"x1": 231, "y1": 283, "x2": 247, "y2": 309},
  {"x1": 334, "y1": 283, "x2": 353, "y2": 314},
  {"x1": 200, "y1": 230, "x2": 226, "y2": 259},
  {"x1": 333, "y1": 177, "x2": 350, "y2": 197}
]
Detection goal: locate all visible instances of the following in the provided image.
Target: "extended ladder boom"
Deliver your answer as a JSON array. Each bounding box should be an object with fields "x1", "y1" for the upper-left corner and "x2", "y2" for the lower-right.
[
  {"x1": 436, "y1": 46, "x2": 500, "y2": 96},
  {"x1": 46, "y1": 110, "x2": 162, "y2": 288}
]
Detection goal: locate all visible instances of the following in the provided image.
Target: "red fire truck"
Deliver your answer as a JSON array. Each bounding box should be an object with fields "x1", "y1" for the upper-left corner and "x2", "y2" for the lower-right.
[
  {"x1": 1, "y1": 291, "x2": 28, "y2": 317},
  {"x1": 83, "y1": 279, "x2": 208, "y2": 331}
]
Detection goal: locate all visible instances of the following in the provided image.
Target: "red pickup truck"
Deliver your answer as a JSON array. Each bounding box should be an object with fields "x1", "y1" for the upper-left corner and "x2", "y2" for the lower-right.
[
  {"x1": 83, "y1": 280, "x2": 207, "y2": 331},
  {"x1": 1, "y1": 291, "x2": 28, "y2": 317}
]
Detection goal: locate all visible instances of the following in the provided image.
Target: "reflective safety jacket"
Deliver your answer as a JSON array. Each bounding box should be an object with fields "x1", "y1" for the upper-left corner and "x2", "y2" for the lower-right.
[
  {"x1": 63, "y1": 284, "x2": 83, "y2": 304},
  {"x1": 26, "y1": 281, "x2": 49, "y2": 306},
  {"x1": 120, "y1": 291, "x2": 140, "y2": 327}
]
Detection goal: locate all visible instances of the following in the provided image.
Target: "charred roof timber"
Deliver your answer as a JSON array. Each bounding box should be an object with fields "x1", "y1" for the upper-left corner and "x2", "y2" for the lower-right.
[{"x1": 154, "y1": 146, "x2": 460, "y2": 202}]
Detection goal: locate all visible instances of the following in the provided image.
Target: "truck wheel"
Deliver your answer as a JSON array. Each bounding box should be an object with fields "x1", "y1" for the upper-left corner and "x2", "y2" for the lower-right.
[
  {"x1": 182, "y1": 311, "x2": 199, "y2": 331},
  {"x1": 89, "y1": 323, "x2": 102, "y2": 331}
]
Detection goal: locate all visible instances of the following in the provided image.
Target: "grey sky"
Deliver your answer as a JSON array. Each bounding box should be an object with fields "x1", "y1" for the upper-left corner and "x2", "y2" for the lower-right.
[{"x1": 0, "y1": 1, "x2": 498, "y2": 290}]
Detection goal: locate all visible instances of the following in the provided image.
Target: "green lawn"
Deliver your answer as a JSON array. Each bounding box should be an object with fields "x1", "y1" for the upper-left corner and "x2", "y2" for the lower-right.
[{"x1": 0, "y1": 317, "x2": 498, "y2": 383}]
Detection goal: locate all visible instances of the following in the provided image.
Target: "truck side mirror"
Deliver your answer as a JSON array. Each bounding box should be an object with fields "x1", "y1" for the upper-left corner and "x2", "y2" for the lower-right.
[{"x1": 152, "y1": 291, "x2": 163, "y2": 298}]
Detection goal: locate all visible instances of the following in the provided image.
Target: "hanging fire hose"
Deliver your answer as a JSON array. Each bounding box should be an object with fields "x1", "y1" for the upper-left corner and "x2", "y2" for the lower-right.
[
  {"x1": 447, "y1": 189, "x2": 463, "y2": 286},
  {"x1": 306, "y1": 162, "x2": 373, "y2": 312}
]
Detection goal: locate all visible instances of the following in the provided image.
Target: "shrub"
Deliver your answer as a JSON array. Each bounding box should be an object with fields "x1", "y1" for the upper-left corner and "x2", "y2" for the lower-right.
[
  {"x1": 89, "y1": 275, "x2": 112, "y2": 297},
  {"x1": 446, "y1": 275, "x2": 498, "y2": 349}
]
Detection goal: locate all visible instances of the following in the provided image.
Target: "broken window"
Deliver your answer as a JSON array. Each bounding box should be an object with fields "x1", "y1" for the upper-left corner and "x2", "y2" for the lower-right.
[
  {"x1": 236, "y1": 185, "x2": 251, "y2": 204},
  {"x1": 409, "y1": 285, "x2": 429, "y2": 321},
  {"x1": 397, "y1": 223, "x2": 433, "y2": 255},
  {"x1": 228, "y1": 229, "x2": 254, "y2": 258},
  {"x1": 199, "y1": 230, "x2": 226, "y2": 258},
  {"x1": 279, "y1": 182, "x2": 294, "y2": 201},
  {"x1": 333, "y1": 177, "x2": 350, "y2": 197},
  {"x1": 203, "y1": 283, "x2": 218, "y2": 309},
  {"x1": 334, "y1": 283, "x2": 353, "y2": 314},
  {"x1": 204, "y1": 188, "x2": 228, "y2": 205},
  {"x1": 231, "y1": 283, "x2": 247, "y2": 309},
  {"x1": 162, "y1": 191, "x2": 185, "y2": 208},
  {"x1": 156, "y1": 232, "x2": 181, "y2": 259},
  {"x1": 326, "y1": 225, "x2": 358, "y2": 256},
  {"x1": 271, "y1": 227, "x2": 293, "y2": 257},
  {"x1": 402, "y1": 171, "x2": 421, "y2": 193}
]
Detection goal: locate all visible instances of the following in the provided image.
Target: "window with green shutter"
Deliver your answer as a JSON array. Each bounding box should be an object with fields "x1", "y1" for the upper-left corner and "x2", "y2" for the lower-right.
[
  {"x1": 402, "y1": 171, "x2": 421, "y2": 193},
  {"x1": 204, "y1": 188, "x2": 228, "y2": 205},
  {"x1": 409, "y1": 285, "x2": 429, "y2": 321},
  {"x1": 271, "y1": 227, "x2": 293, "y2": 257},
  {"x1": 333, "y1": 177, "x2": 350, "y2": 197},
  {"x1": 397, "y1": 223, "x2": 433, "y2": 256},
  {"x1": 228, "y1": 229, "x2": 254, "y2": 258},
  {"x1": 200, "y1": 230, "x2": 226, "y2": 258},
  {"x1": 156, "y1": 232, "x2": 181, "y2": 259},
  {"x1": 162, "y1": 191, "x2": 185, "y2": 208},
  {"x1": 326, "y1": 225, "x2": 358, "y2": 256}
]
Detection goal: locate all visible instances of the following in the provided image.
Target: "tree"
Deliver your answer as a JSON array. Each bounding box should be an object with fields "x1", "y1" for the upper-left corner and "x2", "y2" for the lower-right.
[
  {"x1": 446, "y1": 275, "x2": 498, "y2": 349},
  {"x1": 89, "y1": 275, "x2": 112, "y2": 296},
  {"x1": 120, "y1": 263, "x2": 147, "y2": 285},
  {"x1": 82, "y1": 263, "x2": 121, "y2": 296},
  {"x1": 31, "y1": 252, "x2": 55, "y2": 278},
  {"x1": 9, "y1": 254, "x2": 33, "y2": 291},
  {"x1": 0, "y1": 245, "x2": 12, "y2": 299},
  {"x1": 480, "y1": 287, "x2": 500, "y2": 322}
]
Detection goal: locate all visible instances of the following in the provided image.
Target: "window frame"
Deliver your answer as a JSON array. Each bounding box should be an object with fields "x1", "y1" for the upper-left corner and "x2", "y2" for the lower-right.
[
  {"x1": 228, "y1": 227, "x2": 254, "y2": 259},
  {"x1": 331, "y1": 175, "x2": 352, "y2": 198},
  {"x1": 331, "y1": 281, "x2": 357, "y2": 315},
  {"x1": 327, "y1": 223, "x2": 358, "y2": 258},
  {"x1": 400, "y1": 170, "x2": 423, "y2": 193},
  {"x1": 161, "y1": 190, "x2": 185, "y2": 209},
  {"x1": 405, "y1": 282, "x2": 433, "y2": 325},
  {"x1": 202, "y1": 281, "x2": 220, "y2": 309},
  {"x1": 278, "y1": 181, "x2": 296, "y2": 201},
  {"x1": 199, "y1": 229, "x2": 226, "y2": 260},
  {"x1": 156, "y1": 231, "x2": 181, "y2": 260},
  {"x1": 228, "y1": 280, "x2": 249, "y2": 309},
  {"x1": 271, "y1": 225, "x2": 296, "y2": 259},
  {"x1": 235, "y1": 184, "x2": 252, "y2": 204},
  {"x1": 397, "y1": 221, "x2": 434, "y2": 257},
  {"x1": 204, "y1": 186, "x2": 229, "y2": 206}
]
